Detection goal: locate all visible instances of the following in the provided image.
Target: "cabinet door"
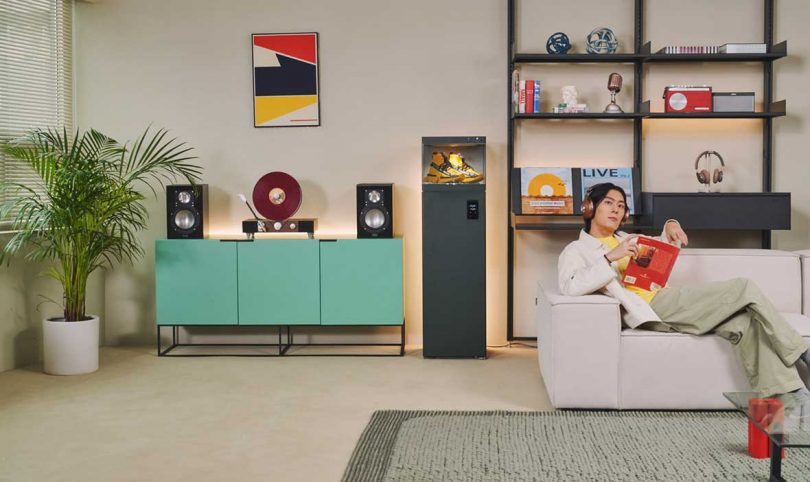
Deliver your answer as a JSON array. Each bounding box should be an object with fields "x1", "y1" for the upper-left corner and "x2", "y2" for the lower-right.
[
  {"x1": 320, "y1": 239, "x2": 403, "y2": 325},
  {"x1": 237, "y1": 240, "x2": 321, "y2": 325},
  {"x1": 155, "y1": 240, "x2": 238, "y2": 325}
]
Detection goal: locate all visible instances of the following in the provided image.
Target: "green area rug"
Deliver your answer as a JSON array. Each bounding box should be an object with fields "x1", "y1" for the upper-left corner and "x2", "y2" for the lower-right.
[{"x1": 342, "y1": 410, "x2": 810, "y2": 481}]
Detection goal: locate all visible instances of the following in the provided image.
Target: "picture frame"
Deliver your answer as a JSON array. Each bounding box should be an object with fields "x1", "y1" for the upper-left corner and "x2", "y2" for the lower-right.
[{"x1": 252, "y1": 32, "x2": 320, "y2": 128}]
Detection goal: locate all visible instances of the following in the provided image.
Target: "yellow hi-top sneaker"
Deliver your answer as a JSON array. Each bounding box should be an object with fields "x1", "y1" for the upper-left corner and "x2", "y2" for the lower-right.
[
  {"x1": 447, "y1": 152, "x2": 484, "y2": 183},
  {"x1": 424, "y1": 152, "x2": 465, "y2": 183}
]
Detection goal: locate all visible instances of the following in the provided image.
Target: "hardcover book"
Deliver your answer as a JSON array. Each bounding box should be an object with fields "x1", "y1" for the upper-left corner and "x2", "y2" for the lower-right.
[{"x1": 622, "y1": 236, "x2": 680, "y2": 291}]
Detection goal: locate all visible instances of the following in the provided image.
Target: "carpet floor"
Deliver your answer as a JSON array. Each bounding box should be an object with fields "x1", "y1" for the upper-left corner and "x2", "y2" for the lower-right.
[{"x1": 343, "y1": 410, "x2": 810, "y2": 481}]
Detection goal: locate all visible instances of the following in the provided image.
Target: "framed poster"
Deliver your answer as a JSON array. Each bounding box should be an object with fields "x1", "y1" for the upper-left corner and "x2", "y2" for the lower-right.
[{"x1": 252, "y1": 32, "x2": 320, "y2": 127}]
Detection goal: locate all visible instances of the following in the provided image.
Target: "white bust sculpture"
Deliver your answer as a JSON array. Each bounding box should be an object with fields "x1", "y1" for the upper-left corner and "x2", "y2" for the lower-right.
[{"x1": 561, "y1": 85, "x2": 578, "y2": 107}]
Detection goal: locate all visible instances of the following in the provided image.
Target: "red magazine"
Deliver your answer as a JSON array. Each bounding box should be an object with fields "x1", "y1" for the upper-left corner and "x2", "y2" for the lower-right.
[{"x1": 622, "y1": 236, "x2": 680, "y2": 291}]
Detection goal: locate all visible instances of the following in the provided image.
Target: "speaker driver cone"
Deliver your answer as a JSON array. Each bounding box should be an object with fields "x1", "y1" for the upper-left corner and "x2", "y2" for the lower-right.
[
  {"x1": 364, "y1": 208, "x2": 386, "y2": 230},
  {"x1": 177, "y1": 191, "x2": 192, "y2": 204},
  {"x1": 669, "y1": 92, "x2": 687, "y2": 111},
  {"x1": 174, "y1": 210, "x2": 197, "y2": 230}
]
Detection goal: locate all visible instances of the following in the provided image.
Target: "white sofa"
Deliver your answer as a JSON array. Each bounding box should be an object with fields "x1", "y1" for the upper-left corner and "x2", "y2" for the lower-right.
[{"x1": 537, "y1": 249, "x2": 810, "y2": 410}]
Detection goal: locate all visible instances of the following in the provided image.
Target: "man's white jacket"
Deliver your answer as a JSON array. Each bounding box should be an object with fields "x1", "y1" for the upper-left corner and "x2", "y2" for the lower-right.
[{"x1": 557, "y1": 225, "x2": 675, "y2": 328}]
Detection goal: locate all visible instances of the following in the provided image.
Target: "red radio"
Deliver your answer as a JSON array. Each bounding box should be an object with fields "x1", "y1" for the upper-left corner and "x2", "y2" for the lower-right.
[{"x1": 663, "y1": 85, "x2": 712, "y2": 113}]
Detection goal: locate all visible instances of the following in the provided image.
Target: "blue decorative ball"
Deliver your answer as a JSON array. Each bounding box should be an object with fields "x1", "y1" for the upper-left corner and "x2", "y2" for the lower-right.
[
  {"x1": 546, "y1": 32, "x2": 572, "y2": 55},
  {"x1": 586, "y1": 27, "x2": 618, "y2": 54}
]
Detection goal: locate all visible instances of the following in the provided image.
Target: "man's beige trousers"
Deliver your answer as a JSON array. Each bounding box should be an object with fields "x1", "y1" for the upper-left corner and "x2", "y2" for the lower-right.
[{"x1": 646, "y1": 277, "x2": 808, "y2": 396}]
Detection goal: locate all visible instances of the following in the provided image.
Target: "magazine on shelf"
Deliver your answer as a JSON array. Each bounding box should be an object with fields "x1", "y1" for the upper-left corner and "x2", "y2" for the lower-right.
[
  {"x1": 622, "y1": 236, "x2": 680, "y2": 291},
  {"x1": 520, "y1": 167, "x2": 574, "y2": 214},
  {"x1": 580, "y1": 168, "x2": 637, "y2": 215}
]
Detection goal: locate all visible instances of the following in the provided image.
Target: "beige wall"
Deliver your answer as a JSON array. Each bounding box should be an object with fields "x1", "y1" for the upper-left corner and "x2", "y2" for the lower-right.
[
  {"x1": 0, "y1": 252, "x2": 45, "y2": 372},
  {"x1": 74, "y1": 0, "x2": 508, "y2": 348},
  {"x1": 3, "y1": 0, "x2": 806, "y2": 369}
]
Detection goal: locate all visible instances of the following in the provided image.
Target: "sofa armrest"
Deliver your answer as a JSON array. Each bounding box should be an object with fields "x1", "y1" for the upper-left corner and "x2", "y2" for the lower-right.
[{"x1": 536, "y1": 282, "x2": 622, "y2": 409}]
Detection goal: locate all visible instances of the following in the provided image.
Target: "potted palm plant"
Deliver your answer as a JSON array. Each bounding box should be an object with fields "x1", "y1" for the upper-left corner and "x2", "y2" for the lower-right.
[{"x1": 0, "y1": 127, "x2": 201, "y2": 375}]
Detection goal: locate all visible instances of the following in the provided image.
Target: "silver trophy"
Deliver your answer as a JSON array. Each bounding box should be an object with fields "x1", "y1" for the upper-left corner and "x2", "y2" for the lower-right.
[{"x1": 604, "y1": 72, "x2": 624, "y2": 113}]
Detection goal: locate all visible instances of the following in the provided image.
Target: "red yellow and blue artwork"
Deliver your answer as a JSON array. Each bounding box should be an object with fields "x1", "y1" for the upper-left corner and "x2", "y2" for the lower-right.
[{"x1": 252, "y1": 33, "x2": 320, "y2": 127}]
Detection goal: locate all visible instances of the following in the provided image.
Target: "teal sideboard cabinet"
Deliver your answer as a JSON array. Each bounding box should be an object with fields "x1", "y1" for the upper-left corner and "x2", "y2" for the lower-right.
[{"x1": 155, "y1": 238, "x2": 404, "y2": 356}]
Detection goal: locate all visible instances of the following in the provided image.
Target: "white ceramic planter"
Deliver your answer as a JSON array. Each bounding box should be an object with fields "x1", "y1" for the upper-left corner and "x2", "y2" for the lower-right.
[{"x1": 42, "y1": 315, "x2": 99, "y2": 375}]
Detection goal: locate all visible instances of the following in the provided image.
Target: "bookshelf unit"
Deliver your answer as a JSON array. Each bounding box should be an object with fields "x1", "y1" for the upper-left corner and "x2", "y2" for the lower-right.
[{"x1": 506, "y1": 0, "x2": 788, "y2": 340}]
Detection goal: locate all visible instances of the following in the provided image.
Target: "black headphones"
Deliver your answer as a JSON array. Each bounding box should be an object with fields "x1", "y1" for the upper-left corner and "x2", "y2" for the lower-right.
[{"x1": 581, "y1": 183, "x2": 630, "y2": 223}]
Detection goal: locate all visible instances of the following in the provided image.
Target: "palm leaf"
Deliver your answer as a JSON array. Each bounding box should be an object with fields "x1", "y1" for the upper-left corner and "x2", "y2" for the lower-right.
[{"x1": 0, "y1": 127, "x2": 202, "y2": 320}]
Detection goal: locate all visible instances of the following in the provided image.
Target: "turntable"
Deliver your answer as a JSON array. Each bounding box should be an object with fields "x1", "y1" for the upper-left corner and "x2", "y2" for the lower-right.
[{"x1": 240, "y1": 171, "x2": 317, "y2": 238}]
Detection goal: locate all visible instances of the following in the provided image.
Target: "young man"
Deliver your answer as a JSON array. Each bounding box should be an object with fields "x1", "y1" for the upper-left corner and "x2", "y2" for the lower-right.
[{"x1": 557, "y1": 182, "x2": 810, "y2": 396}]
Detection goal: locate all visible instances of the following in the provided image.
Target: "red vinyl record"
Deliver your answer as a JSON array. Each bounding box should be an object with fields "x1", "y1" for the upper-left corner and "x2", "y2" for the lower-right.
[{"x1": 252, "y1": 171, "x2": 302, "y2": 221}]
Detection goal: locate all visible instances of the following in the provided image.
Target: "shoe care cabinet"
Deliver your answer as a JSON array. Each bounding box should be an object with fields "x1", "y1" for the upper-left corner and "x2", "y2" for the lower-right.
[
  {"x1": 507, "y1": 0, "x2": 788, "y2": 340},
  {"x1": 155, "y1": 238, "x2": 404, "y2": 356},
  {"x1": 421, "y1": 137, "x2": 487, "y2": 358}
]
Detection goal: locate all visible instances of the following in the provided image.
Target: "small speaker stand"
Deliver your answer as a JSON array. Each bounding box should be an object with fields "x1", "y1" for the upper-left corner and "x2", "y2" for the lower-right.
[{"x1": 242, "y1": 218, "x2": 317, "y2": 239}]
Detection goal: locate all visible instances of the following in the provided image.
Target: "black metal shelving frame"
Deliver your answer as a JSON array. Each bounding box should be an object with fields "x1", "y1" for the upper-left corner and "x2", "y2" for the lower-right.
[{"x1": 506, "y1": 0, "x2": 786, "y2": 340}]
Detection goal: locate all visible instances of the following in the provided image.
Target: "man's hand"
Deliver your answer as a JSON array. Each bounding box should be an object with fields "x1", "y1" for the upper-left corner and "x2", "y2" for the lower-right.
[
  {"x1": 605, "y1": 234, "x2": 640, "y2": 262},
  {"x1": 665, "y1": 221, "x2": 689, "y2": 246}
]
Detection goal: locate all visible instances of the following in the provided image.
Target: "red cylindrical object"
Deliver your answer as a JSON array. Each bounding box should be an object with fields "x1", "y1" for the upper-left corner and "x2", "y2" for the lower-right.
[
  {"x1": 748, "y1": 398, "x2": 785, "y2": 459},
  {"x1": 748, "y1": 399, "x2": 770, "y2": 458}
]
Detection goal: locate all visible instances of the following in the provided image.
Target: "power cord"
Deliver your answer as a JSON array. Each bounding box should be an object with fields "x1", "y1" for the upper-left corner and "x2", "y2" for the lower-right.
[{"x1": 486, "y1": 341, "x2": 538, "y2": 348}]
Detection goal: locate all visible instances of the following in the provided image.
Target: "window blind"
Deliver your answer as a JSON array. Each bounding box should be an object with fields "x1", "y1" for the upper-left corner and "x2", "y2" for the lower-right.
[{"x1": 0, "y1": 0, "x2": 73, "y2": 222}]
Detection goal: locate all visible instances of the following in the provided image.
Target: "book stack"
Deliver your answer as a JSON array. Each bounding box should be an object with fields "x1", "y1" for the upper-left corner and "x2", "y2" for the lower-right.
[
  {"x1": 718, "y1": 43, "x2": 767, "y2": 54},
  {"x1": 515, "y1": 79, "x2": 540, "y2": 114},
  {"x1": 657, "y1": 45, "x2": 719, "y2": 54},
  {"x1": 656, "y1": 43, "x2": 768, "y2": 55}
]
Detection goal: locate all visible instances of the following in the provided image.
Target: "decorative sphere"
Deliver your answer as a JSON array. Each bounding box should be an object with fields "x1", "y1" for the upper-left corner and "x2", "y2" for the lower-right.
[
  {"x1": 586, "y1": 27, "x2": 618, "y2": 54},
  {"x1": 546, "y1": 32, "x2": 572, "y2": 54}
]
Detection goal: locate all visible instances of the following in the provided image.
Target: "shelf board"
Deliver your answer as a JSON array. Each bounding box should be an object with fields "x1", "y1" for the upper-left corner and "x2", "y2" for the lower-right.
[
  {"x1": 513, "y1": 222, "x2": 583, "y2": 231},
  {"x1": 513, "y1": 42, "x2": 787, "y2": 65},
  {"x1": 514, "y1": 100, "x2": 786, "y2": 120},
  {"x1": 638, "y1": 100, "x2": 786, "y2": 119},
  {"x1": 514, "y1": 112, "x2": 643, "y2": 120},
  {"x1": 513, "y1": 223, "x2": 653, "y2": 231},
  {"x1": 644, "y1": 111, "x2": 785, "y2": 119},
  {"x1": 642, "y1": 41, "x2": 787, "y2": 62},
  {"x1": 511, "y1": 214, "x2": 651, "y2": 232},
  {"x1": 513, "y1": 53, "x2": 645, "y2": 63},
  {"x1": 645, "y1": 52, "x2": 786, "y2": 63}
]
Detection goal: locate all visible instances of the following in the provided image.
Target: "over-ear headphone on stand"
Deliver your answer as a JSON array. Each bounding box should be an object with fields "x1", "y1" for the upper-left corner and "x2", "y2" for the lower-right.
[
  {"x1": 581, "y1": 184, "x2": 630, "y2": 223},
  {"x1": 694, "y1": 150, "x2": 725, "y2": 192}
]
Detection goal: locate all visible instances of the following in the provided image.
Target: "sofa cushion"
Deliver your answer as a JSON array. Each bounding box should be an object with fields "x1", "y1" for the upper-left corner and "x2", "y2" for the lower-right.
[
  {"x1": 783, "y1": 313, "x2": 810, "y2": 337},
  {"x1": 668, "y1": 249, "x2": 801, "y2": 314},
  {"x1": 622, "y1": 312, "x2": 810, "y2": 337},
  {"x1": 620, "y1": 330, "x2": 751, "y2": 409}
]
